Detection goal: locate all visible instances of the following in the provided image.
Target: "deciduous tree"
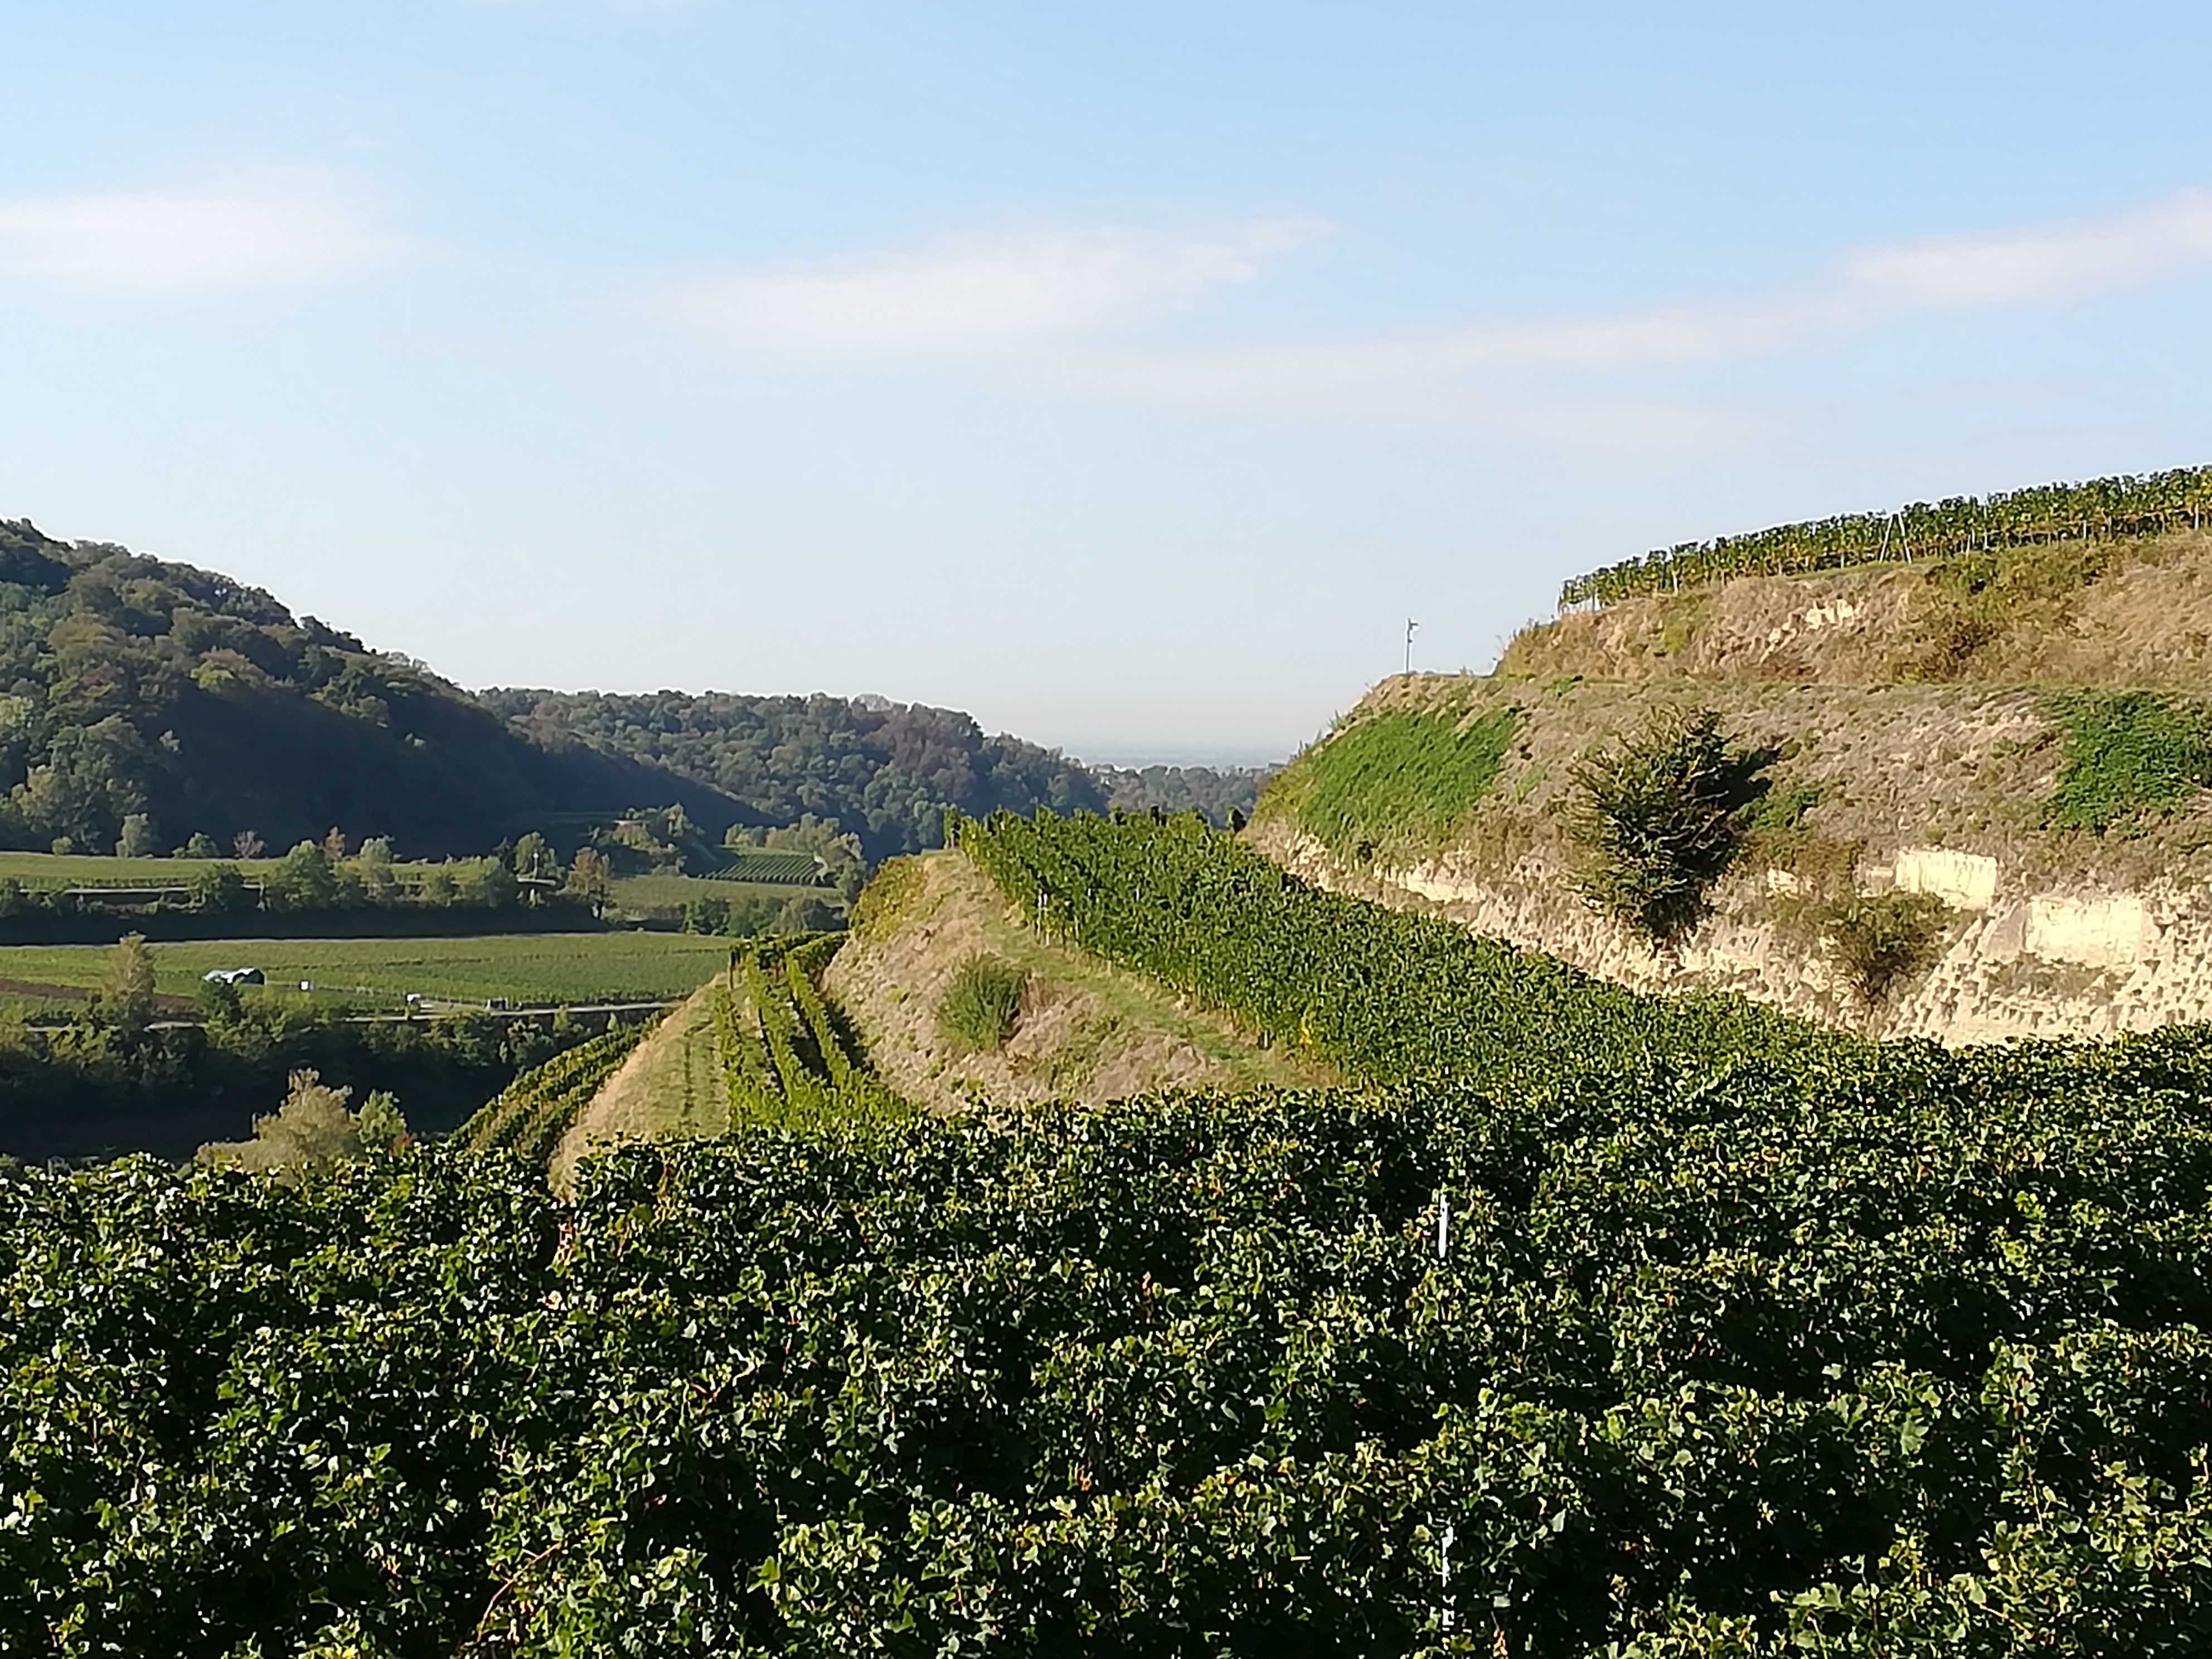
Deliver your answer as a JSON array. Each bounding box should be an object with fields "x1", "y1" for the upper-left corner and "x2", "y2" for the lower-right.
[
  {"x1": 101, "y1": 932, "x2": 157, "y2": 1036},
  {"x1": 115, "y1": 813, "x2": 158, "y2": 858},
  {"x1": 271, "y1": 841, "x2": 341, "y2": 910},
  {"x1": 565, "y1": 847, "x2": 612, "y2": 915}
]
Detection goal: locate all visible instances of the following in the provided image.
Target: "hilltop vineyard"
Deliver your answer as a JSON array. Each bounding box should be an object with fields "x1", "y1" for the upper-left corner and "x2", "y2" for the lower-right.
[
  {"x1": 1558, "y1": 462, "x2": 2212, "y2": 609},
  {"x1": 5, "y1": 813, "x2": 2212, "y2": 1653}
]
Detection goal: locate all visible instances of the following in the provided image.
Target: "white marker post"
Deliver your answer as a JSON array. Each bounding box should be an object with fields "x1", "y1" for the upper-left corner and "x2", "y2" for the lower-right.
[
  {"x1": 1439, "y1": 1521, "x2": 1456, "y2": 1632},
  {"x1": 1437, "y1": 1195, "x2": 1455, "y2": 1633}
]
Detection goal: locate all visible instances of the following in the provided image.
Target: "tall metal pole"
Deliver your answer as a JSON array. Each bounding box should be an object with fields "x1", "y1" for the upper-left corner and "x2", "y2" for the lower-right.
[{"x1": 1405, "y1": 619, "x2": 1418, "y2": 676}]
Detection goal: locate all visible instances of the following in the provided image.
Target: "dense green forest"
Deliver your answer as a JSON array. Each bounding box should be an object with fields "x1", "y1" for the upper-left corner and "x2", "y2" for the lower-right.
[
  {"x1": 1093, "y1": 761, "x2": 1271, "y2": 826},
  {"x1": 484, "y1": 687, "x2": 1114, "y2": 861},
  {"x1": 0, "y1": 520, "x2": 739, "y2": 857},
  {"x1": 0, "y1": 518, "x2": 1278, "y2": 870},
  {"x1": 491, "y1": 688, "x2": 1278, "y2": 855}
]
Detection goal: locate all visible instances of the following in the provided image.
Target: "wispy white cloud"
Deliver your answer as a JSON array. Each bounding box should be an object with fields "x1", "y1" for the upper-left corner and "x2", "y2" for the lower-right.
[
  {"x1": 1841, "y1": 189, "x2": 2212, "y2": 307},
  {"x1": 1068, "y1": 188, "x2": 2212, "y2": 399},
  {"x1": 0, "y1": 169, "x2": 405, "y2": 293},
  {"x1": 657, "y1": 220, "x2": 1331, "y2": 356}
]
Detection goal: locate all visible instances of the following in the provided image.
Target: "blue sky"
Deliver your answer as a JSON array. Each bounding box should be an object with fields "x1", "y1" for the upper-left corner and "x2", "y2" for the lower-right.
[{"x1": 5, "y1": 2, "x2": 2210, "y2": 763}]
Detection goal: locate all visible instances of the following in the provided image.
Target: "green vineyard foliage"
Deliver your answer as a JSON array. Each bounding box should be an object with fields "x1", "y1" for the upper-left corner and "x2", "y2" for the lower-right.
[
  {"x1": 782, "y1": 936, "x2": 908, "y2": 1122},
  {"x1": 708, "y1": 849, "x2": 831, "y2": 886},
  {"x1": 714, "y1": 977, "x2": 786, "y2": 1124},
  {"x1": 713, "y1": 933, "x2": 909, "y2": 1132},
  {"x1": 9, "y1": 813, "x2": 2212, "y2": 1652},
  {"x1": 451, "y1": 1020, "x2": 651, "y2": 1166},
  {"x1": 1558, "y1": 462, "x2": 2212, "y2": 609},
  {"x1": 744, "y1": 950, "x2": 832, "y2": 1120},
  {"x1": 957, "y1": 805, "x2": 1827, "y2": 1091}
]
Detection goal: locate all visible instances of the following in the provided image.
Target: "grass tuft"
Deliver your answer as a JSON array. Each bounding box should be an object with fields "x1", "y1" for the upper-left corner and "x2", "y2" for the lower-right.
[
  {"x1": 1820, "y1": 891, "x2": 1950, "y2": 1006},
  {"x1": 937, "y1": 954, "x2": 1027, "y2": 1051}
]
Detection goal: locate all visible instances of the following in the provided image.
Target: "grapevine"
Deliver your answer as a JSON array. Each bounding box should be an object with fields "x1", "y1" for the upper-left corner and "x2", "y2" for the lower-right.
[
  {"x1": 1558, "y1": 462, "x2": 2212, "y2": 609},
  {"x1": 451, "y1": 1020, "x2": 651, "y2": 1165}
]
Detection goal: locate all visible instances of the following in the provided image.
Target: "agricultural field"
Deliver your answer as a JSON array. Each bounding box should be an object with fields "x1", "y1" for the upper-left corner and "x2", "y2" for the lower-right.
[
  {"x1": 0, "y1": 932, "x2": 731, "y2": 1012},
  {"x1": 0, "y1": 849, "x2": 499, "y2": 891},
  {"x1": 606, "y1": 870, "x2": 835, "y2": 924},
  {"x1": 0, "y1": 850, "x2": 295, "y2": 888}
]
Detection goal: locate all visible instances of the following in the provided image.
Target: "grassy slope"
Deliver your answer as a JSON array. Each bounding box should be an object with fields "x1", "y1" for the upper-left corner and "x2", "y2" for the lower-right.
[
  {"x1": 0, "y1": 932, "x2": 729, "y2": 1009},
  {"x1": 1260, "y1": 673, "x2": 2212, "y2": 894},
  {"x1": 1265, "y1": 696, "x2": 1521, "y2": 863},
  {"x1": 550, "y1": 978, "x2": 727, "y2": 1183},
  {"x1": 826, "y1": 852, "x2": 1336, "y2": 1114}
]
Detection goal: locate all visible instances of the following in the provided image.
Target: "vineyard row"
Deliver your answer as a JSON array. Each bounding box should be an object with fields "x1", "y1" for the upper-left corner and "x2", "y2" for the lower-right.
[
  {"x1": 714, "y1": 932, "x2": 908, "y2": 1130},
  {"x1": 451, "y1": 1020, "x2": 651, "y2": 1167},
  {"x1": 1558, "y1": 462, "x2": 2212, "y2": 609}
]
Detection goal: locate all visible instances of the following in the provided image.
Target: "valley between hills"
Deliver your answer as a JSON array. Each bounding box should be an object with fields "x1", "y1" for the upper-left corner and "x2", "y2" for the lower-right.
[{"x1": 14, "y1": 465, "x2": 2212, "y2": 1654}]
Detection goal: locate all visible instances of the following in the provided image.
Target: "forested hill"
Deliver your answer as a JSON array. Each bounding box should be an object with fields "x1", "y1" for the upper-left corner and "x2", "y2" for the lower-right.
[
  {"x1": 0, "y1": 515, "x2": 1269, "y2": 864},
  {"x1": 0, "y1": 519, "x2": 743, "y2": 857},
  {"x1": 482, "y1": 688, "x2": 1112, "y2": 862}
]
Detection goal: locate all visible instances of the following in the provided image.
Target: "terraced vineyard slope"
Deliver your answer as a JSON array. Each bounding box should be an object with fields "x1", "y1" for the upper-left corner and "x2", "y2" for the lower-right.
[
  {"x1": 1516, "y1": 526, "x2": 2212, "y2": 688},
  {"x1": 1260, "y1": 525, "x2": 2212, "y2": 1044},
  {"x1": 1555, "y1": 462, "x2": 2211, "y2": 608},
  {"x1": 823, "y1": 849, "x2": 1336, "y2": 1113},
  {"x1": 711, "y1": 932, "x2": 912, "y2": 1129},
  {"x1": 451, "y1": 1019, "x2": 655, "y2": 1167}
]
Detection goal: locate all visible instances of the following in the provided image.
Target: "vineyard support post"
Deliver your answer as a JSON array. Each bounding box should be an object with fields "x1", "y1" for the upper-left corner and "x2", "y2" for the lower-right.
[
  {"x1": 1439, "y1": 1521, "x2": 1456, "y2": 1632},
  {"x1": 1437, "y1": 1194, "x2": 1453, "y2": 1634}
]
